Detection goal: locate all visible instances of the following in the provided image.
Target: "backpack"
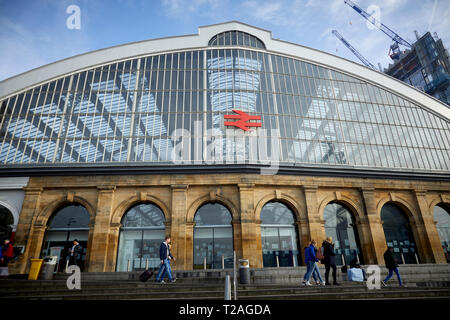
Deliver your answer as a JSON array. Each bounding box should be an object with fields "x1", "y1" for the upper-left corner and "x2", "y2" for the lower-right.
[{"x1": 316, "y1": 246, "x2": 325, "y2": 260}]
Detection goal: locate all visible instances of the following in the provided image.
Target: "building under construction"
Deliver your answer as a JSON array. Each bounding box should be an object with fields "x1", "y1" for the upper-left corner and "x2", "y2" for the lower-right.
[{"x1": 384, "y1": 31, "x2": 450, "y2": 106}]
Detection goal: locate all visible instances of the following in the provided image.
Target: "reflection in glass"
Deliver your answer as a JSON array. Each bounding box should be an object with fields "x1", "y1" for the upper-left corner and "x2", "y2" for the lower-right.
[
  {"x1": 193, "y1": 203, "x2": 233, "y2": 269},
  {"x1": 381, "y1": 203, "x2": 419, "y2": 264},
  {"x1": 324, "y1": 202, "x2": 362, "y2": 265},
  {"x1": 42, "y1": 204, "x2": 90, "y2": 272},
  {"x1": 1, "y1": 46, "x2": 448, "y2": 172},
  {"x1": 434, "y1": 205, "x2": 450, "y2": 263},
  {"x1": 116, "y1": 203, "x2": 165, "y2": 271},
  {"x1": 260, "y1": 202, "x2": 300, "y2": 267}
]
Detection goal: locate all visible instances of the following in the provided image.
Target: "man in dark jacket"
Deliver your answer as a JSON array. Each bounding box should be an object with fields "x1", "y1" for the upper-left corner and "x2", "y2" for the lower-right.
[
  {"x1": 155, "y1": 236, "x2": 176, "y2": 283},
  {"x1": 322, "y1": 237, "x2": 339, "y2": 285},
  {"x1": 68, "y1": 239, "x2": 83, "y2": 267},
  {"x1": 381, "y1": 246, "x2": 404, "y2": 287}
]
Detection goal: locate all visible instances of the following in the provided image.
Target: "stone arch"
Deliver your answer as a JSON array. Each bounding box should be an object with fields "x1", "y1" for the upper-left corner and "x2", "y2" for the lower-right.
[
  {"x1": 254, "y1": 192, "x2": 305, "y2": 223},
  {"x1": 34, "y1": 195, "x2": 95, "y2": 227},
  {"x1": 376, "y1": 194, "x2": 418, "y2": 222},
  {"x1": 0, "y1": 200, "x2": 19, "y2": 231},
  {"x1": 428, "y1": 195, "x2": 450, "y2": 215},
  {"x1": 111, "y1": 194, "x2": 170, "y2": 226},
  {"x1": 187, "y1": 194, "x2": 238, "y2": 224},
  {"x1": 318, "y1": 193, "x2": 364, "y2": 223}
]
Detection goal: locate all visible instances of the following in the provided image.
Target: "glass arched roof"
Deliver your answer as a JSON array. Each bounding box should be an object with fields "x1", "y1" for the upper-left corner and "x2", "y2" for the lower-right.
[
  {"x1": 209, "y1": 30, "x2": 265, "y2": 49},
  {"x1": 0, "y1": 24, "x2": 449, "y2": 176}
]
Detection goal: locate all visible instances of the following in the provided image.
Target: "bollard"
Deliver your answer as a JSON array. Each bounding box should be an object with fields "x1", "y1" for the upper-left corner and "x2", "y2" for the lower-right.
[
  {"x1": 238, "y1": 259, "x2": 250, "y2": 284},
  {"x1": 127, "y1": 259, "x2": 131, "y2": 272},
  {"x1": 233, "y1": 251, "x2": 237, "y2": 300},
  {"x1": 145, "y1": 259, "x2": 149, "y2": 270},
  {"x1": 401, "y1": 252, "x2": 405, "y2": 264},
  {"x1": 415, "y1": 253, "x2": 419, "y2": 264},
  {"x1": 292, "y1": 255, "x2": 296, "y2": 267},
  {"x1": 224, "y1": 275, "x2": 231, "y2": 300},
  {"x1": 276, "y1": 255, "x2": 280, "y2": 268},
  {"x1": 341, "y1": 254, "x2": 345, "y2": 266},
  {"x1": 222, "y1": 255, "x2": 225, "y2": 269},
  {"x1": 65, "y1": 260, "x2": 69, "y2": 273},
  {"x1": 204, "y1": 257, "x2": 207, "y2": 270}
]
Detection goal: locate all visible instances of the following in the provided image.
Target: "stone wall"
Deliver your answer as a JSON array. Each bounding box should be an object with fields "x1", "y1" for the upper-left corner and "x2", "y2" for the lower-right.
[{"x1": 8, "y1": 173, "x2": 450, "y2": 274}]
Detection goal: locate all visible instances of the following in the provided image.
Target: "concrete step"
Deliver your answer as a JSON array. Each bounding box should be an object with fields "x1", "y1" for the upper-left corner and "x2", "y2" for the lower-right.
[
  {"x1": 1, "y1": 278, "x2": 449, "y2": 300},
  {"x1": 2, "y1": 286, "x2": 449, "y2": 300}
]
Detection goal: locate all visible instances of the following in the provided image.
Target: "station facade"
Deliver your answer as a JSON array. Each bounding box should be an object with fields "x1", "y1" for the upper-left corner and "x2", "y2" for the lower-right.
[{"x1": 0, "y1": 22, "x2": 449, "y2": 273}]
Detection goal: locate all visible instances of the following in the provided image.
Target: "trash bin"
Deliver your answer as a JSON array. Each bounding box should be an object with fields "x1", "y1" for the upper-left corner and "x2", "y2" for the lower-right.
[
  {"x1": 238, "y1": 259, "x2": 250, "y2": 284},
  {"x1": 28, "y1": 259, "x2": 44, "y2": 280},
  {"x1": 39, "y1": 256, "x2": 58, "y2": 280}
]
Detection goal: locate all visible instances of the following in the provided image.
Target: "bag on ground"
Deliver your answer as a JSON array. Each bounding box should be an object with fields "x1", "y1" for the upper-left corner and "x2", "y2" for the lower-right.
[{"x1": 347, "y1": 268, "x2": 364, "y2": 282}]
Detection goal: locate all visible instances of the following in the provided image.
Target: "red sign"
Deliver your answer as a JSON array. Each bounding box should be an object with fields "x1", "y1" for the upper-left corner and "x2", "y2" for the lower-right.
[{"x1": 224, "y1": 110, "x2": 262, "y2": 131}]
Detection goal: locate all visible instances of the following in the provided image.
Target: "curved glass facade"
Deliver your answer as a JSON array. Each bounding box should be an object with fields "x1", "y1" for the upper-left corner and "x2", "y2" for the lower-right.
[{"x1": 1, "y1": 43, "x2": 449, "y2": 172}]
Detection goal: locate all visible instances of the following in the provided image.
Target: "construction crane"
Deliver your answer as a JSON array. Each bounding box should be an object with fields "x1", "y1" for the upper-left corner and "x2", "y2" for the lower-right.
[
  {"x1": 344, "y1": 0, "x2": 412, "y2": 60},
  {"x1": 332, "y1": 30, "x2": 377, "y2": 70}
]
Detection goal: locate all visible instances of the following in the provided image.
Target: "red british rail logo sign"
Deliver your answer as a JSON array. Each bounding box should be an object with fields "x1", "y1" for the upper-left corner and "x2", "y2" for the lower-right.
[{"x1": 224, "y1": 110, "x2": 262, "y2": 131}]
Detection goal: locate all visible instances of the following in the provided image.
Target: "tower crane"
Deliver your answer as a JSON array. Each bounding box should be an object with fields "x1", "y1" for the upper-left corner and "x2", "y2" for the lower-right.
[
  {"x1": 344, "y1": 0, "x2": 412, "y2": 60},
  {"x1": 332, "y1": 30, "x2": 377, "y2": 70}
]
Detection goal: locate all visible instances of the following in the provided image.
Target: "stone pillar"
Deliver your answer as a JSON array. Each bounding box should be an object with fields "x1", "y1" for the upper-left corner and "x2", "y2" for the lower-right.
[
  {"x1": 170, "y1": 184, "x2": 188, "y2": 270},
  {"x1": 238, "y1": 184, "x2": 260, "y2": 268},
  {"x1": 86, "y1": 185, "x2": 115, "y2": 272},
  {"x1": 296, "y1": 219, "x2": 309, "y2": 265},
  {"x1": 412, "y1": 190, "x2": 445, "y2": 263},
  {"x1": 9, "y1": 187, "x2": 43, "y2": 274},
  {"x1": 303, "y1": 186, "x2": 325, "y2": 244},
  {"x1": 360, "y1": 188, "x2": 386, "y2": 264},
  {"x1": 105, "y1": 222, "x2": 121, "y2": 272}
]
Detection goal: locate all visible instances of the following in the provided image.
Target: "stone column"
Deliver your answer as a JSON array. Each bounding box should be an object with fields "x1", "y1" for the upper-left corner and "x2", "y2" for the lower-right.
[
  {"x1": 87, "y1": 185, "x2": 115, "y2": 272},
  {"x1": 360, "y1": 188, "x2": 386, "y2": 264},
  {"x1": 105, "y1": 222, "x2": 121, "y2": 272},
  {"x1": 296, "y1": 219, "x2": 309, "y2": 265},
  {"x1": 238, "y1": 184, "x2": 260, "y2": 268},
  {"x1": 303, "y1": 186, "x2": 325, "y2": 244},
  {"x1": 9, "y1": 187, "x2": 43, "y2": 274},
  {"x1": 170, "y1": 184, "x2": 188, "y2": 270},
  {"x1": 412, "y1": 190, "x2": 445, "y2": 263}
]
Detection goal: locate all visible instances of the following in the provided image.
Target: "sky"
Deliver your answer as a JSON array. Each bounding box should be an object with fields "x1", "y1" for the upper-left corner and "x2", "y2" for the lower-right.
[{"x1": 0, "y1": 0, "x2": 449, "y2": 81}]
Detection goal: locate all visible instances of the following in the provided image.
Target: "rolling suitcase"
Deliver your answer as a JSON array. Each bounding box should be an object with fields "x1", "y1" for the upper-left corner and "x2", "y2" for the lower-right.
[{"x1": 139, "y1": 269, "x2": 154, "y2": 282}]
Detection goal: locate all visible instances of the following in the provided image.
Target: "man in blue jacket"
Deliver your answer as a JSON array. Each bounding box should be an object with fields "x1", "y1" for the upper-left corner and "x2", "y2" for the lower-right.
[
  {"x1": 302, "y1": 240, "x2": 319, "y2": 286},
  {"x1": 155, "y1": 236, "x2": 176, "y2": 283}
]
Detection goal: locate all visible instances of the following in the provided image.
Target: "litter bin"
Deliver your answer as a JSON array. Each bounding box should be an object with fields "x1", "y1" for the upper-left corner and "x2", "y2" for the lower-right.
[
  {"x1": 28, "y1": 259, "x2": 44, "y2": 280},
  {"x1": 39, "y1": 256, "x2": 58, "y2": 280},
  {"x1": 239, "y1": 259, "x2": 250, "y2": 284}
]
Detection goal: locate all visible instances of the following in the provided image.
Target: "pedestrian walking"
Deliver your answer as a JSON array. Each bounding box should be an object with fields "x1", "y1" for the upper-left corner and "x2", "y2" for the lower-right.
[
  {"x1": 381, "y1": 246, "x2": 405, "y2": 287},
  {"x1": 302, "y1": 240, "x2": 323, "y2": 286},
  {"x1": 0, "y1": 239, "x2": 14, "y2": 267},
  {"x1": 321, "y1": 237, "x2": 340, "y2": 286},
  {"x1": 68, "y1": 239, "x2": 83, "y2": 267},
  {"x1": 312, "y1": 244, "x2": 326, "y2": 285},
  {"x1": 155, "y1": 236, "x2": 176, "y2": 283}
]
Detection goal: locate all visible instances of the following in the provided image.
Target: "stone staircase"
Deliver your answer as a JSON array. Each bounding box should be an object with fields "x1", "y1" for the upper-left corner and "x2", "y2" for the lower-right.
[{"x1": 1, "y1": 264, "x2": 449, "y2": 300}]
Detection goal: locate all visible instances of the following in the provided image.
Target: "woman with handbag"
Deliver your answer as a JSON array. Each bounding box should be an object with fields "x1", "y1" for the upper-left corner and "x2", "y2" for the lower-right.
[{"x1": 322, "y1": 237, "x2": 340, "y2": 286}]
